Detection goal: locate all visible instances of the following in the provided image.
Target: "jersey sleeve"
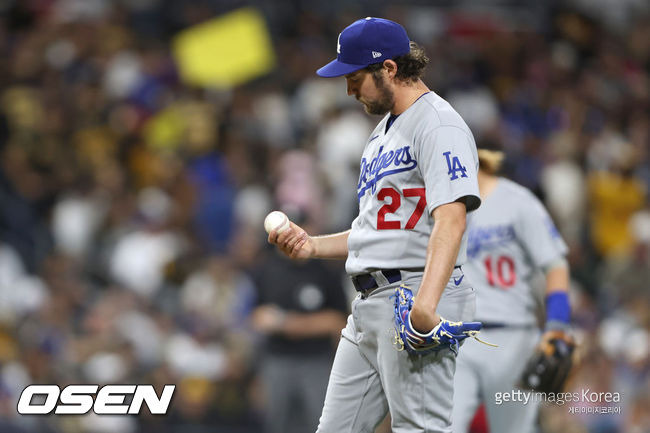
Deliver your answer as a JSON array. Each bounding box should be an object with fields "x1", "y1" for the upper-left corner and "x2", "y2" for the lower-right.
[
  {"x1": 416, "y1": 126, "x2": 481, "y2": 214},
  {"x1": 515, "y1": 192, "x2": 569, "y2": 268}
]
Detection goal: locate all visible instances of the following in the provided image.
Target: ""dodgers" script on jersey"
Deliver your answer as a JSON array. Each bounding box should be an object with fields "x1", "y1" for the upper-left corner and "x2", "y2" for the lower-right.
[
  {"x1": 357, "y1": 145, "x2": 417, "y2": 199},
  {"x1": 466, "y1": 224, "x2": 516, "y2": 258}
]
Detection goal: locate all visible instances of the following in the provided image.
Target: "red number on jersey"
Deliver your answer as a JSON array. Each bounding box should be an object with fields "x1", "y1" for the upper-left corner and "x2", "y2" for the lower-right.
[
  {"x1": 377, "y1": 188, "x2": 401, "y2": 229},
  {"x1": 484, "y1": 255, "x2": 516, "y2": 288},
  {"x1": 376, "y1": 187, "x2": 427, "y2": 230},
  {"x1": 403, "y1": 188, "x2": 426, "y2": 229}
]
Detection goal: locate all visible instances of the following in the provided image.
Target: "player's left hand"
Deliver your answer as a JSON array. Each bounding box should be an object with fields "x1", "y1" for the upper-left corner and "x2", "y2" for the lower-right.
[{"x1": 392, "y1": 285, "x2": 483, "y2": 356}]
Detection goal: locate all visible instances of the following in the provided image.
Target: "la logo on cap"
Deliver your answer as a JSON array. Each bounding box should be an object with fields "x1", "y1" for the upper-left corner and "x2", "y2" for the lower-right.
[{"x1": 337, "y1": 33, "x2": 341, "y2": 54}]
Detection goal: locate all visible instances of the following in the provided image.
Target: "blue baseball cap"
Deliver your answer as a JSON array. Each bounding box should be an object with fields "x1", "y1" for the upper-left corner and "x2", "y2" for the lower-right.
[{"x1": 317, "y1": 17, "x2": 411, "y2": 78}]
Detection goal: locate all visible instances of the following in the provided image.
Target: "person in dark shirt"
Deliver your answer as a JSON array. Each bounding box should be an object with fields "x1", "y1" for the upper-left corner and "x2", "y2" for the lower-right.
[{"x1": 250, "y1": 237, "x2": 348, "y2": 433}]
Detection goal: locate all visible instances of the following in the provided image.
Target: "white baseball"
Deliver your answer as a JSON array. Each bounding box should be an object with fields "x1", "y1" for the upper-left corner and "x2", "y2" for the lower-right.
[{"x1": 264, "y1": 211, "x2": 290, "y2": 234}]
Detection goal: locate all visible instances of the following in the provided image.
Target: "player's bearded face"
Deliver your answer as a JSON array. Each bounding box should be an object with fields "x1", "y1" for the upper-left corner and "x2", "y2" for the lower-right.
[{"x1": 359, "y1": 72, "x2": 394, "y2": 115}]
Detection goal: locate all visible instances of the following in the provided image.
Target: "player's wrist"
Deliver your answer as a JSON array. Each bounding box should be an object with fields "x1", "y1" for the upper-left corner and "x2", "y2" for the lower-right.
[
  {"x1": 545, "y1": 291, "x2": 570, "y2": 327},
  {"x1": 544, "y1": 320, "x2": 571, "y2": 332},
  {"x1": 407, "y1": 313, "x2": 434, "y2": 336},
  {"x1": 308, "y1": 235, "x2": 319, "y2": 259},
  {"x1": 408, "y1": 304, "x2": 438, "y2": 334}
]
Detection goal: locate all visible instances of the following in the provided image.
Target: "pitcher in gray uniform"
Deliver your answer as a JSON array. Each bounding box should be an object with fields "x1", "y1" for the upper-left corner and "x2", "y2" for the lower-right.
[
  {"x1": 452, "y1": 147, "x2": 571, "y2": 433},
  {"x1": 269, "y1": 17, "x2": 482, "y2": 433}
]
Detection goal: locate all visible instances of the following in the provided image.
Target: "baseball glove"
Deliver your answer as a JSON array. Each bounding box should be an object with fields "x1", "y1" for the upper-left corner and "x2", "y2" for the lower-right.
[
  {"x1": 392, "y1": 285, "x2": 483, "y2": 356},
  {"x1": 519, "y1": 330, "x2": 576, "y2": 393}
]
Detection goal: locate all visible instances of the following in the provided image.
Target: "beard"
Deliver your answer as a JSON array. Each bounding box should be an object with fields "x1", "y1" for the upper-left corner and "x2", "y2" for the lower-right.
[{"x1": 359, "y1": 74, "x2": 395, "y2": 115}]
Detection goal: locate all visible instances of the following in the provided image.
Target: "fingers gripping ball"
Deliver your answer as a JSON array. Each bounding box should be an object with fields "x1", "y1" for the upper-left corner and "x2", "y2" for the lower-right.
[
  {"x1": 392, "y1": 285, "x2": 484, "y2": 356},
  {"x1": 264, "y1": 211, "x2": 290, "y2": 234}
]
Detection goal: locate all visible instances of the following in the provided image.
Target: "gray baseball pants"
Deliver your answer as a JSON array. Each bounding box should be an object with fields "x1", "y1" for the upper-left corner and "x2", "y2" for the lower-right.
[
  {"x1": 316, "y1": 268, "x2": 475, "y2": 433},
  {"x1": 453, "y1": 327, "x2": 541, "y2": 433}
]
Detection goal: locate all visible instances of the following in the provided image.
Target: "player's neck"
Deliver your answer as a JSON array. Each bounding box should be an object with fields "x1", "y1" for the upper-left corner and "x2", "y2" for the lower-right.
[
  {"x1": 477, "y1": 171, "x2": 500, "y2": 200},
  {"x1": 391, "y1": 79, "x2": 430, "y2": 115}
]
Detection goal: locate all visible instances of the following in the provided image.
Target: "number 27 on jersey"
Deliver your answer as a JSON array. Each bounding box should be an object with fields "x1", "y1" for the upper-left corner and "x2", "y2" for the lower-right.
[{"x1": 376, "y1": 187, "x2": 427, "y2": 230}]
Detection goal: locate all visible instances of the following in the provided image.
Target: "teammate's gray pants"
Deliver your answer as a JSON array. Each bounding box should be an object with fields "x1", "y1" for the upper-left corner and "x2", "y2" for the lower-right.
[
  {"x1": 317, "y1": 269, "x2": 475, "y2": 433},
  {"x1": 452, "y1": 327, "x2": 541, "y2": 433}
]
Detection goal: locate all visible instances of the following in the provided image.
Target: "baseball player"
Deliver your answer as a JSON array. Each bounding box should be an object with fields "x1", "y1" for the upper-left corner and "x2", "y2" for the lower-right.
[
  {"x1": 269, "y1": 17, "x2": 482, "y2": 433},
  {"x1": 452, "y1": 147, "x2": 571, "y2": 433}
]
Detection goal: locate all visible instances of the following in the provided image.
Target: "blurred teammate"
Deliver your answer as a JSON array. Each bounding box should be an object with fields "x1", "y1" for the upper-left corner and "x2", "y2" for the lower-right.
[
  {"x1": 270, "y1": 17, "x2": 481, "y2": 433},
  {"x1": 452, "y1": 146, "x2": 571, "y2": 433}
]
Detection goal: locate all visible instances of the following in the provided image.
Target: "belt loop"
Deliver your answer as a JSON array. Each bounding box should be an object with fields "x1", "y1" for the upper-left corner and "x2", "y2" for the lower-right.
[
  {"x1": 372, "y1": 270, "x2": 389, "y2": 287},
  {"x1": 351, "y1": 269, "x2": 414, "y2": 294}
]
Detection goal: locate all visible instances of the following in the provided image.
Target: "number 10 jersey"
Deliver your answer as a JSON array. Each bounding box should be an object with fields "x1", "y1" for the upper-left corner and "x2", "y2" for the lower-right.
[{"x1": 463, "y1": 178, "x2": 569, "y2": 326}]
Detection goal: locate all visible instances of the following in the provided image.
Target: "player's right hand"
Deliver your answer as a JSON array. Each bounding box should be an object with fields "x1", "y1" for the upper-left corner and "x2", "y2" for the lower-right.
[{"x1": 268, "y1": 222, "x2": 316, "y2": 259}]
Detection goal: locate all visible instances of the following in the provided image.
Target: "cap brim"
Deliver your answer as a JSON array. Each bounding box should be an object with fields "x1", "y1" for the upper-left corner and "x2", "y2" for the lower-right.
[{"x1": 316, "y1": 58, "x2": 367, "y2": 77}]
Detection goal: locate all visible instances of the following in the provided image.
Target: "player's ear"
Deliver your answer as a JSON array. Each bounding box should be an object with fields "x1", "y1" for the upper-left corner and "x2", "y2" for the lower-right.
[{"x1": 383, "y1": 59, "x2": 397, "y2": 79}]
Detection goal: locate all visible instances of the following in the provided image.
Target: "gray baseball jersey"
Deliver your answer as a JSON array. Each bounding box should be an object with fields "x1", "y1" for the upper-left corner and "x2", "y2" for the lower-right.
[
  {"x1": 463, "y1": 178, "x2": 568, "y2": 326},
  {"x1": 345, "y1": 92, "x2": 481, "y2": 276},
  {"x1": 453, "y1": 178, "x2": 568, "y2": 433}
]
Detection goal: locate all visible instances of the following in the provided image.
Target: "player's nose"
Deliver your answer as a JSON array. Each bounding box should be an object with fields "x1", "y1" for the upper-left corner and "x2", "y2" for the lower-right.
[{"x1": 347, "y1": 87, "x2": 359, "y2": 99}]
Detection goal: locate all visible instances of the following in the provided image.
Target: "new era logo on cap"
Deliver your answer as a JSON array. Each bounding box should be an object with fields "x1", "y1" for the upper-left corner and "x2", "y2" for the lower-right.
[{"x1": 317, "y1": 17, "x2": 410, "y2": 77}]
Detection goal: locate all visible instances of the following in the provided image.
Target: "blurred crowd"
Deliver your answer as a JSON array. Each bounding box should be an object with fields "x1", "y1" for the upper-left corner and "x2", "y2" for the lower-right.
[{"x1": 0, "y1": 0, "x2": 648, "y2": 432}]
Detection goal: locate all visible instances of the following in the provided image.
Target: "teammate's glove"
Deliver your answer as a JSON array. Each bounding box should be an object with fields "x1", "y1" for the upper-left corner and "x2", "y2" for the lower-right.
[
  {"x1": 392, "y1": 285, "x2": 483, "y2": 356},
  {"x1": 519, "y1": 330, "x2": 576, "y2": 393}
]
